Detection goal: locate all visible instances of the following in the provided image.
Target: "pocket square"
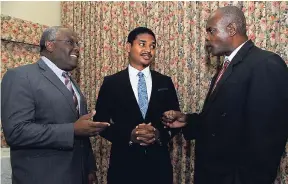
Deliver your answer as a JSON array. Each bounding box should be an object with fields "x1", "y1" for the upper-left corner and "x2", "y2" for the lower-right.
[{"x1": 157, "y1": 88, "x2": 168, "y2": 91}]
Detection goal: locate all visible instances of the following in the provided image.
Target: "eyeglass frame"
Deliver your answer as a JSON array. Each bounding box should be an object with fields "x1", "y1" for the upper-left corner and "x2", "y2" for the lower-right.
[{"x1": 49, "y1": 39, "x2": 81, "y2": 47}]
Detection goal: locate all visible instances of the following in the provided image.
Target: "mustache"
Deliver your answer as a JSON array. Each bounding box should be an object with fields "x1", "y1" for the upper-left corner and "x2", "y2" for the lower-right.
[{"x1": 140, "y1": 53, "x2": 152, "y2": 57}]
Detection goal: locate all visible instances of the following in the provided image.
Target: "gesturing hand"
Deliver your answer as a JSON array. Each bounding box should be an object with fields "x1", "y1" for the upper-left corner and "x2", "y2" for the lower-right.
[
  {"x1": 162, "y1": 110, "x2": 187, "y2": 128},
  {"x1": 74, "y1": 110, "x2": 110, "y2": 136}
]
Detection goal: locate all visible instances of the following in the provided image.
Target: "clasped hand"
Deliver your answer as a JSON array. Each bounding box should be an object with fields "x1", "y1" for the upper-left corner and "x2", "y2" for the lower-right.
[
  {"x1": 131, "y1": 123, "x2": 159, "y2": 146},
  {"x1": 162, "y1": 110, "x2": 187, "y2": 128}
]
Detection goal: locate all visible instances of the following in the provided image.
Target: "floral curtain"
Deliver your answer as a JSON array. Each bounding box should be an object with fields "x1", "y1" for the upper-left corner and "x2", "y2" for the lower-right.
[
  {"x1": 61, "y1": 1, "x2": 287, "y2": 184},
  {"x1": 1, "y1": 15, "x2": 48, "y2": 147}
]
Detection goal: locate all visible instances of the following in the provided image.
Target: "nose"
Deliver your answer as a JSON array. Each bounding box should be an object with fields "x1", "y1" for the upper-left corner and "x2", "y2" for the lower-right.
[
  {"x1": 205, "y1": 33, "x2": 210, "y2": 41},
  {"x1": 205, "y1": 38, "x2": 209, "y2": 45},
  {"x1": 74, "y1": 41, "x2": 80, "y2": 48},
  {"x1": 145, "y1": 46, "x2": 151, "y2": 53},
  {"x1": 73, "y1": 44, "x2": 80, "y2": 53}
]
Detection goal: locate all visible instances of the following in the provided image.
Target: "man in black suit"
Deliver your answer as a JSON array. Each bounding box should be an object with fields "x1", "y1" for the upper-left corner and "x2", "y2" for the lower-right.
[
  {"x1": 162, "y1": 6, "x2": 288, "y2": 184},
  {"x1": 94, "y1": 27, "x2": 180, "y2": 184},
  {"x1": 1, "y1": 26, "x2": 110, "y2": 184}
]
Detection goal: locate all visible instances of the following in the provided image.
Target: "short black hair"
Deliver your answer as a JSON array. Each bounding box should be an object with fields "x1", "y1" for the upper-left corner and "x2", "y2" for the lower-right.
[{"x1": 127, "y1": 27, "x2": 156, "y2": 44}]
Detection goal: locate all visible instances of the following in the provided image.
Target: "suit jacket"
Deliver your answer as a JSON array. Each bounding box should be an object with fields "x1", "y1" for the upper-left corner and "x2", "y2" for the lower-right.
[
  {"x1": 1, "y1": 59, "x2": 96, "y2": 184},
  {"x1": 183, "y1": 40, "x2": 288, "y2": 184},
  {"x1": 94, "y1": 68, "x2": 180, "y2": 184}
]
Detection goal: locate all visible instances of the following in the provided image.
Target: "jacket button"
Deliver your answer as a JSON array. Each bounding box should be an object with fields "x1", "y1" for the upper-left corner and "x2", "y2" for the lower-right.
[{"x1": 221, "y1": 113, "x2": 227, "y2": 117}]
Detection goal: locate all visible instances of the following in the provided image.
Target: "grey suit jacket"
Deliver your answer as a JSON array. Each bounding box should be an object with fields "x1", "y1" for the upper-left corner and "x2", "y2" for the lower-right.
[{"x1": 1, "y1": 59, "x2": 96, "y2": 184}]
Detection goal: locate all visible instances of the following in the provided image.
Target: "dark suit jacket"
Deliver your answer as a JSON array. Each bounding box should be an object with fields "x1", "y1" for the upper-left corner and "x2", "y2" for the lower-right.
[
  {"x1": 183, "y1": 40, "x2": 288, "y2": 184},
  {"x1": 1, "y1": 59, "x2": 96, "y2": 184},
  {"x1": 94, "y1": 68, "x2": 180, "y2": 184}
]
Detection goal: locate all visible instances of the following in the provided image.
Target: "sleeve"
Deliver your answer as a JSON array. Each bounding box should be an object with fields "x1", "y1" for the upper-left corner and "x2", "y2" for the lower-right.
[
  {"x1": 156, "y1": 77, "x2": 181, "y2": 144},
  {"x1": 182, "y1": 113, "x2": 201, "y2": 140},
  {"x1": 93, "y1": 77, "x2": 132, "y2": 144},
  {"x1": 1, "y1": 69, "x2": 74, "y2": 149},
  {"x1": 241, "y1": 54, "x2": 288, "y2": 183}
]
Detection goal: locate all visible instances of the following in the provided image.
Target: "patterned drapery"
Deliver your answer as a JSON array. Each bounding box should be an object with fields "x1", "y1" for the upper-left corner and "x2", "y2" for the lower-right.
[
  {"x1": 1, "y1": 15, "x2": 48, "y2": 78},
  {"x1": 1, "y1": 15, "x2": 48, "y2": 147},
  {"x1": 61, "y1": 1, "x2": 287, "y2": 184},
  {"x1": 1, "y1": 1, "x2": 287, "y2": 183}
]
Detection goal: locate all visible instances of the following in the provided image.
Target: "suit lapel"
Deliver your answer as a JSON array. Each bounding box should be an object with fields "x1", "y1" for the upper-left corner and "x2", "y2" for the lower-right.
[
  {"x1": 145, "y1": 70, "x2": 157, "y2": 121},
  {"x1": 121, "y1": 69, "x2": 144, "y2": 121},
  {"x1": 204, "y1": 40, "x2": 255, "y2": 111},
  {"x1": 209, "y1": 64, "x2": 233, "y2": 102},
  {"x1": 37, "y1": 59, "x2": 78, "y2": 116}
]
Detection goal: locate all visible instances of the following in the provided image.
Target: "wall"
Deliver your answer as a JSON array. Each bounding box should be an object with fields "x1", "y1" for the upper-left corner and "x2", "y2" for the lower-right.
[{"x1": 1, "y1": 1, "x2": 61, "y2": 26}]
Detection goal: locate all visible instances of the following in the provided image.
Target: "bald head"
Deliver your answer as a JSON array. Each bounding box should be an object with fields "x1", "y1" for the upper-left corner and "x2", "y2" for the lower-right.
[
  {"x1": 205, "y1": 6, "x2": 248, "y2": 56},
  {"x1": 216, "y1": 6, "x2": 247, "y2": 36}
]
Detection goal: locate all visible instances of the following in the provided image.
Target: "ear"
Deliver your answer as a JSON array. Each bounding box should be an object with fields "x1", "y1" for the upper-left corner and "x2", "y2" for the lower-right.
[
  {"x1": 126, "y1": 42, "x2": 131, "y2": 53},
  {"x1": 227, "y1": 23, "x2": 237, "y2": 37},
  {"x1": 45, "y1": 41, "x2": 54, "y2": 52}
]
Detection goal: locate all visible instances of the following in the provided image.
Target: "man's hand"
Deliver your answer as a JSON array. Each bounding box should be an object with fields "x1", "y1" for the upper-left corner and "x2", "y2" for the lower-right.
[
  {"x1": 88, "y1": 172, "x2": 97, "y2": 184},
  {"x1": 162, "y1": 110, "x2": 187, "y2": 128},
  {"x1": 74, "y1": 110, "x2": 110, "y2": 136},
  {"x1": 130, "y1": 123, "x2": 159, "y2": 146}
]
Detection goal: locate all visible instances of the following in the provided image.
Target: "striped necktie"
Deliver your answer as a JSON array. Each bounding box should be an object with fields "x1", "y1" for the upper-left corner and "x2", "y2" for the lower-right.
[
  {"x1": 211, "y1": 58, "x2": 230, "y2": 93},
  {"x1": 62, "y1": 72, "x2": 79, "y2": 114}
]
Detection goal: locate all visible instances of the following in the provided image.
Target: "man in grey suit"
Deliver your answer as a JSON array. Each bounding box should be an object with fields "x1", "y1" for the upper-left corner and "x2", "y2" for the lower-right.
[{"x1": 1, "y1": 26, "x2": 110, "y2": 184}]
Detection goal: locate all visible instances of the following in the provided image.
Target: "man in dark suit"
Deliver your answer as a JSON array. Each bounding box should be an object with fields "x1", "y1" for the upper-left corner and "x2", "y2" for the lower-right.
[
  {"x1": 162, "y1": 6, "x2": 288, "y2": 184},
  {"x1": 1, "y1": 26, "x2": 110, "y2": 184},
  {"x1": 94, "y1": 27, "x2": 180, "y2": 184}
]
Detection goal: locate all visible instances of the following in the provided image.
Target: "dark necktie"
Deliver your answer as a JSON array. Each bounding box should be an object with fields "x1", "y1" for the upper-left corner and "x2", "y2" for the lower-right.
[
  {"x1": 211, "y1": 58, "x2": 230, "y2": 93},
  {"x1": 62, "y1": 72, "x2": 79, "y2": 114}
]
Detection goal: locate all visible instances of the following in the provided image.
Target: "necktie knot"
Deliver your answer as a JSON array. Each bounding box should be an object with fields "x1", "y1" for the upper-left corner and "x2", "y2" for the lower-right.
[
  {"x1": 138, "y1": 72, "x2": 144, "y2": 78},
  {"x1": 62, "y1": 72, "x2": 71, "y2": 79},
  {"x1": 223, "y1": 58, "x2": 230, "y2": 68}
]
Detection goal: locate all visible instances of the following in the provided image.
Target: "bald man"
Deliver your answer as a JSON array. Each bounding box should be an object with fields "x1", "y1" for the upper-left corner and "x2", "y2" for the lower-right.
[{"x1": 162, "y1": 6, "x2": 288, "y2": 184}]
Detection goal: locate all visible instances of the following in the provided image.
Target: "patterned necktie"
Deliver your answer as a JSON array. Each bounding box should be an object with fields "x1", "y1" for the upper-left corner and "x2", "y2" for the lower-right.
[
  {"x1": 211, "y1": 58, "x2": 230, "y2": 93},
  {"x1": 62, "y1": 72, "x2": 79, "y2": 113},
  {"x1": 138, "y1": 72, "x2": 148, "y2": 119}
]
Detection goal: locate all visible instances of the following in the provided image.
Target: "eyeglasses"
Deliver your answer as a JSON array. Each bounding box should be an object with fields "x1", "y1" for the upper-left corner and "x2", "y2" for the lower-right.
[{"x1": 50, "y1": 40, "x2": 81, "y2": 47}]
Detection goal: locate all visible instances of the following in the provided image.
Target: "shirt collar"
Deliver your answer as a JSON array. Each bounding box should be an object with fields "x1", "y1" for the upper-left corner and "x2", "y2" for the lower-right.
[
  {"x1": 41, "y1": 56, "x2": 67, "y2": 77},
  {"x1": 225, "y1": 40, "x2": 248, "y2": 62},
  {"x1": 128, "y1": 64, "x2": 150, "y2": 78}
]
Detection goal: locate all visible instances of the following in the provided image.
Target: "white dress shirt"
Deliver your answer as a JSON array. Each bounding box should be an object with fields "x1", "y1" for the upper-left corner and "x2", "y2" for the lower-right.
[
  {"x1": 41, "y1": 56, "x2": 81, "y2": 112},
  {"x1": 225, "y1": 40, "x2": 248, "y2": 63},
  {"x1": 128, "y1": 64, "x2": 152, "y2": 103}
]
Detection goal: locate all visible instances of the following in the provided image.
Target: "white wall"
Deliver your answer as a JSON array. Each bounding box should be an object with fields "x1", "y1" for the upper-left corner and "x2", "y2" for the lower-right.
[{"x1": 1, "y1": 1, "x2": 61, "y2": 26}]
